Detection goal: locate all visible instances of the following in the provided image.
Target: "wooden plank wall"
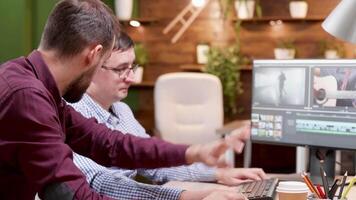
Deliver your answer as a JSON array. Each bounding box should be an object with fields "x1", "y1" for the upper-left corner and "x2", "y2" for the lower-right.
[
  {"x1": 124, "y1": 0, "x2": 353, "y2": 131},
  {"x1": 124, "y1": 0, "x2": 354, "y2": 172}
]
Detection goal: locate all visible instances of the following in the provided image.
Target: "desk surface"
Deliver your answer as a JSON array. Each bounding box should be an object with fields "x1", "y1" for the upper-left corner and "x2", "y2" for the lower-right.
[{"x1": 164, "y1": 174, "x2": 356, "y2": 199}]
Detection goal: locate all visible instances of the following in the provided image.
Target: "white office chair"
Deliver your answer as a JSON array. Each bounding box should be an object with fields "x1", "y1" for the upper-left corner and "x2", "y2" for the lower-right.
[{"x1": 154, "y1": 72, "x2": 223, "y2": 144}]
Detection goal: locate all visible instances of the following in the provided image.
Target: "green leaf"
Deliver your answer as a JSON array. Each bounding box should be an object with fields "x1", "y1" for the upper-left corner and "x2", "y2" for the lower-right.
[
  {"x1": 204, "y1": 43, "x2": 246, "y2": 116},
  {"x1": 134, "y1": 43, "x2": 149, "y2": 66}
]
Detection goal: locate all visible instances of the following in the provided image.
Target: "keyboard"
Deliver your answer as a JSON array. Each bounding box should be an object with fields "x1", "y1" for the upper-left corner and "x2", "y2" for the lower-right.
[{"x1": 236, "y1": 178, "x2": 279, "y2": 200}]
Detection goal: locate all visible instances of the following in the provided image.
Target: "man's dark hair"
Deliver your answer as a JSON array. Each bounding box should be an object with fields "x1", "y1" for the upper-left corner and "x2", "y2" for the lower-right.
[
  {"x1": 114, "y1": 31, "x2": 134, "y2": 52},
  {"x1": 40, "y1": 0, "x2": 118, "y2": 58}
]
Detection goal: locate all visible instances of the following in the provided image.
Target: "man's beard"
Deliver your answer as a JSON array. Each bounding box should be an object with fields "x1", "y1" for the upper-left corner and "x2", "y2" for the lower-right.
[{"x1": 63, "y1": 66, "x2": 97, "y2": 103}]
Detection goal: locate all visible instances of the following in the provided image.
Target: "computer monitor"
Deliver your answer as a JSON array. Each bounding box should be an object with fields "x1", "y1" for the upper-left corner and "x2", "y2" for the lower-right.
[{"x1": 251, "y1": 59, "x2": 356, "y2": 182}]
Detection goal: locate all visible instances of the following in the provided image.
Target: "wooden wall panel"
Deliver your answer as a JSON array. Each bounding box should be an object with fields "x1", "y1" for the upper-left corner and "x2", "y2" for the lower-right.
[
  {"x1": 127, "y1": 0, "x2": 349, "y2": 81},
  {"x1": 240, "y1": 22, "x2": 343, "y2": 58},
  {"x1": 258, "y1": 0, "x2": 338, "y2": 17},
  {"x1": 127, "y1": 0, "x2": 350, "y2": 129},
  {"x1": 125, "y1": 0, "x2": 354, "y2": 172}
]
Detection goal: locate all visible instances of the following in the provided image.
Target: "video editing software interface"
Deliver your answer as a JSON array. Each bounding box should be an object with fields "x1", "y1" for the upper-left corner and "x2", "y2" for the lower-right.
[{"x1": 251, "y1": 60, "x2": 356, "y2": 150}]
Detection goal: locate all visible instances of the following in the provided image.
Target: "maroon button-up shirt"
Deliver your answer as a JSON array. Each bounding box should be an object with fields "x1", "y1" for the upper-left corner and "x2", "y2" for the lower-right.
[{"x1": 0, "y1": 51, "x2": 188, "y2": 199}]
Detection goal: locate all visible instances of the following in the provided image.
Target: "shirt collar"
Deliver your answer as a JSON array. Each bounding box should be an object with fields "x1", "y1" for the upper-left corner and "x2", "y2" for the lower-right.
[
  {"x1": 82, "y1": 94, "x2": 112, "y2": 123},
  {"x1": 26, "y1": 50, "x2": 62, "y2": 106},
  {"x1": 110, "y1": 103, "x2": 121, "y2": 118}
]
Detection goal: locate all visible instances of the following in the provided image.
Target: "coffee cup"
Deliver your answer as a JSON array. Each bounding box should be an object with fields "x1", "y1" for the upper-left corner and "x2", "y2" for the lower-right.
[{"x1": 276, "y1": 181, "x2": 309, "y2": 200}]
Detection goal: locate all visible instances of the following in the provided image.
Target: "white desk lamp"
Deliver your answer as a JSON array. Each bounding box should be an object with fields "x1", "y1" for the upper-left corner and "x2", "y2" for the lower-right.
[{"x1": 322, "y1": 0, "x2": 356, "y2": 44}]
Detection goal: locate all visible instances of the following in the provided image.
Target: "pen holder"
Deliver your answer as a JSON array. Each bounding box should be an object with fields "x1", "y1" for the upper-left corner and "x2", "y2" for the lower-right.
[
  {"x1": 307, "y1": 198, "x2": 347, "y2": 200},
  {"x1": 307, "y1": 194, "x2": 347, "y2": 200}
]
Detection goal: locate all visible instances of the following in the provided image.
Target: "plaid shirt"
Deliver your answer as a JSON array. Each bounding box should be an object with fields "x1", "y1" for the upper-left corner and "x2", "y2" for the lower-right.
[{"x1": 69, "y1": 94, "x2": 216, "y2": 199}]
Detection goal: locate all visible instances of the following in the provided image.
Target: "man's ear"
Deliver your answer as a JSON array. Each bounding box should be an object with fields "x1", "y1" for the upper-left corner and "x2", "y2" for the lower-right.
[{"x1": 86, "y1": 44, "x2": 103, "y2": 66}]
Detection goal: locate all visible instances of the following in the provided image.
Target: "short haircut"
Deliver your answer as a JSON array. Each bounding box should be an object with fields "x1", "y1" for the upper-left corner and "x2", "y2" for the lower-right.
[
  {"x1": 39, "y1": 0, "x2": 118, "y2": 58},
  {"x1": 114, "y1": 31, "x2": 134, "y2": 52}
]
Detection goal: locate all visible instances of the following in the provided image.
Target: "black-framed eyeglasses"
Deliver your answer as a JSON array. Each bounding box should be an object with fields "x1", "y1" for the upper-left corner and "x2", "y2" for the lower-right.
[{"x1": 101, "y1": 63, "x2": 139, "y2": 78}]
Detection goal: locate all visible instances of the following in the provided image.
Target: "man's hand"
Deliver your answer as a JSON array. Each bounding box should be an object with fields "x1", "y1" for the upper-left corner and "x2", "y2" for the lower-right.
[
  {"x1": 225, "y1": 125, "x2": 250, "y2": 153},
  {"x1": 215, "y1": 168, "x2": 267, "y2": 186},
  {"x1": 202, "y1": 191, "x2": 247, "y2": 200},
  {"x1": 185, "y1": 125, "x2": 250, "y2": 167},
  {"x1": 179, "y1": 190, "x2": 247, "y2": 200}
]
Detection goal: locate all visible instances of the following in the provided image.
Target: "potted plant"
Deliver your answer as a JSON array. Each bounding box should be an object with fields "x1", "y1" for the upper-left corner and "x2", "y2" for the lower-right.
[
  {"x1": 114, "y1": 0, "x2": 133, "y2": 20},
  {"x1": 289, "y1": 0, "x2": 308, "y2": 19},
  {"x1": 319, "y1": 40, "x2": 345, "y2": 59},
  {"x1": 274, "y1": 40, "x2": 296, "y2": 59},
  {"x1": 133, "y1": 43, "x2": 148, "y2": 83},
  {"x1": 204, "y1": 43, "x2": 248, "y2": 116},
  {"x1": 219, "y1": 0, "x2": 262, "y2": 19},
  {"x1": 234, "y1": 0, "x2": 262, "y2": 19}
]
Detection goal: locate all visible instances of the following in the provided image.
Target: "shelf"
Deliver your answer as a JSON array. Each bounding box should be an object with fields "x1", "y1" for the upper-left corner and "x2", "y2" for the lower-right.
[
  {"x1": 180, "y1": 64, "x2": 204, "y2": 72},
  {"x1": 131, "y1": 81, "x2": 155, "y2": 88},
  {"x1": 234, "y1": 16, "x2": 324, "y2": 23},
  {"x1": 120, "y1": 17, "x2": 158, "y2": 26},
  {"x1": 240, "y1": 65, "x2": 252, "y2": 70},
  {"x1": 180, "y1": 64, "x2": 252, "y2": 72}
]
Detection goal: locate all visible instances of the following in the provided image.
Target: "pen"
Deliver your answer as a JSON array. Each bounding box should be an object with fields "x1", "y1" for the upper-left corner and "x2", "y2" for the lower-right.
[
  {"x1": 320, "y1": 165, "x2": 329, "y2": 197},
  {"x1": 341, "y1": 176, "x2": 356, "y2": 200},
  {"x1": 338, "y1": 171, "x2": 348, "y2": 198},
  {"x1": 328, "y1": 179, "x2": 339, "y2": 199},
  {"x1": 316, "y1": 184, "x2": 326, "y2": 198},
  {"x1": 301, "y1": 172, "x2": 322, "y2": 198}
]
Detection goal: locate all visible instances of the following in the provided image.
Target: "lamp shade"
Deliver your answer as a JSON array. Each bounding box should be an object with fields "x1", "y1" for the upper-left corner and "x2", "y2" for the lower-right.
[{"x1": 322, "y1": 0, "x2": 356, "y2": 44}]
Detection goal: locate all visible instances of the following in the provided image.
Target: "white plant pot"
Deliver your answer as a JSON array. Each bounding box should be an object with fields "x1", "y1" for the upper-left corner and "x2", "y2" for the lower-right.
[
  {"x1": 115, "y1": 0, "x2": 133, "y2": 20},
  {"x1": 235, "y1": 0, "x2": 255, "y2": 19},
  {"x1": 196, "y1": 44, "x2": 210, "y2": 64},
  {"x1": 133, "y1": 66, "x2": 144, "y2": 83},
  {"x1": 274, "y1": 48, "x2": 296, "y2": 59},
  {"x1": 289, "y1": 1, "x2": 308, "y2": 18},
  {"x1": 324, "y1": 50, "x2": 340, "y2": 59}
]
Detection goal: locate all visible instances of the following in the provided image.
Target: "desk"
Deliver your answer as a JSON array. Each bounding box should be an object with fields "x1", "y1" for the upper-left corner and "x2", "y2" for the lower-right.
[{"x1": 164, "y1": 174, "x2": 356, "y2": 199}]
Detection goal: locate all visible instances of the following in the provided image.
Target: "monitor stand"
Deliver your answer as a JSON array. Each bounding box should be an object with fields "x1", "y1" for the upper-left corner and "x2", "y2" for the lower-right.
[{"x1": 308, "y1": 147, "x2": 335, "y2": 184}]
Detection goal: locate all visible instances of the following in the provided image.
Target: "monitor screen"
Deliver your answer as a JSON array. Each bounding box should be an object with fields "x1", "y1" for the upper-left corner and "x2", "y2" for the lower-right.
[{"x1": 251, "y1": 60, "x2": 356, "y2": 150}]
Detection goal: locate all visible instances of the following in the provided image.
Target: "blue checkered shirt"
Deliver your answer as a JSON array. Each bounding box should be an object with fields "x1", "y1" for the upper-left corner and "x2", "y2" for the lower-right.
[{"x1": 69, "y1": 94, "x2": 216, "y2": 199}]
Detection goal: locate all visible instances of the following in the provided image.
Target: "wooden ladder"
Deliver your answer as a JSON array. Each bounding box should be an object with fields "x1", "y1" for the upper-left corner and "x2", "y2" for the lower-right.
[{"x1": 163, "y1": 0, "x2": 211, "y2": 43}]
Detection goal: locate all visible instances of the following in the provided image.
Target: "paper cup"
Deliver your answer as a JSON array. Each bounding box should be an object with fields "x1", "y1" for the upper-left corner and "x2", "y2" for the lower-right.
[{"x1": 276, "y1": 181, "x2": 309, "y2": 200}]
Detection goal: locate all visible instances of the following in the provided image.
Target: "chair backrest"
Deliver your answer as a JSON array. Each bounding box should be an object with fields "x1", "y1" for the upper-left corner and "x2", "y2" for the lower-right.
[{"x1": 154, "y1": 72, "x2": 223, "y2": 145}]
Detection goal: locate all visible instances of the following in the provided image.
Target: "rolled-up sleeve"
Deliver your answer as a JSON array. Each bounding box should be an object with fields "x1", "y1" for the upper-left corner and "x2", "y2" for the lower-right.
[{"x1": 138, "y1": 163, "x2": 216, "y2": 183}]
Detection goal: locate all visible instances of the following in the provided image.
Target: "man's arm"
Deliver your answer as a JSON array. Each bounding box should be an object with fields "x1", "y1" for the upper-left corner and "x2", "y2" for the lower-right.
[
  {"x1": 73, "y1": 153, "x2": 246, "y2": 200},
  {"x1": 65, "y1": 104, "x2": 243, "y2": 169},
  {"x1": 136, "y1": 126, "x2": 257, "y2": 184},
  {"x1": 3, "y1": 89, "x2": 112, "y2": 199},
  {"x1": 137, "y1": 163, "x2": 216, "y2": 183},
  {"x1": 73, "y1": 153, "x2": 183, "y2": 200},
  {"x1": 68, "y1": 99, "x2": 248, "y2": 171}
]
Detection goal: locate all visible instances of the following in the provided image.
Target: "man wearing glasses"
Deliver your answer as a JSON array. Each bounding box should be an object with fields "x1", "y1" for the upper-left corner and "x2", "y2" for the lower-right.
[{"x1": 69, "y1": 32, "x2": 266, "y2": 200}]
